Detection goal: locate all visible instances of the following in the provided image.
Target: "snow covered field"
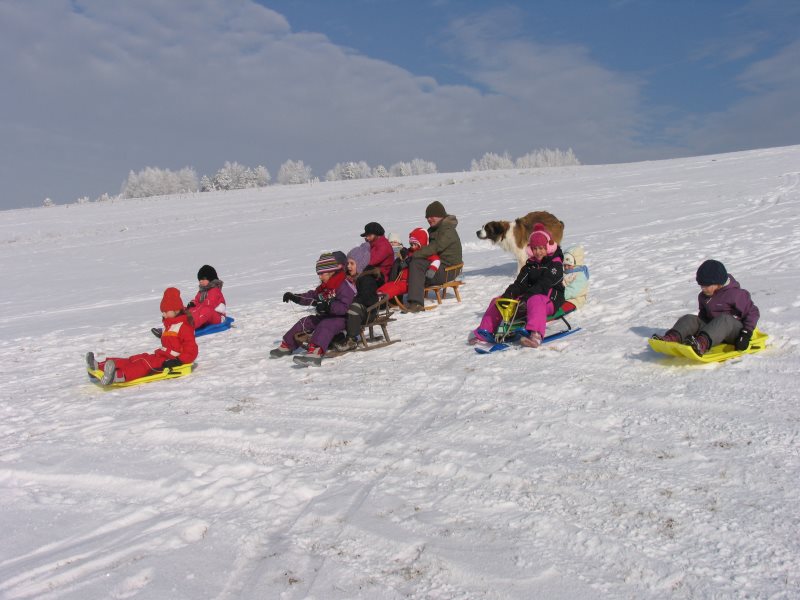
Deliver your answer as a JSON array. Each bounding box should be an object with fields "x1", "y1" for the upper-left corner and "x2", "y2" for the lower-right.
[{"x1": 1, "y1": 146, "x2": 799, "y2": 599}]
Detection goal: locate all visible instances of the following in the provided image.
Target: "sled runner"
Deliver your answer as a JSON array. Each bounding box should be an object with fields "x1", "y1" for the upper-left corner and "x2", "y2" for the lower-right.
[
  {"x1": 195, "y1": 316, "x2": 235, "y2": 337},
  {"x1": 88, "y1": 363, "x2": 194, "y2": 388},
  {"x1": 475, "y1": 298, "x2": 581, "y2": 354},
  {"x1": 392, "y1": 262, "x2": 465, "y2": 312},
  {"x1": 293, "y1": 295, "x2": 399, "y2": 363},
  {"x1": 648, "y1": 329, "x2": 768, "y2": 363}
]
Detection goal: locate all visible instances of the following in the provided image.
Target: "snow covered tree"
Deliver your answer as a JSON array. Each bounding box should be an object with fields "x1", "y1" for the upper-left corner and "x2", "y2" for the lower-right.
[
  {"x1": 209, "y1": 162, "x2": 271, "y2": 190},
  {"x1": 409, "y1": 158, "x2": 438, "y2": 175},
  {"x1": 325, "y1": 161, "x2": 371, "y2": 181},
  {"x1": 277, "y1": 160, "x2": 313, "y2": 185},
  {"x1": 516, "y1": 148, "x2": 581, "y2": 168},
  {"x1": 76, "y1": 196, "x2": 90, "y2": 204},
  {"x1": 470, "y1": 152, "x2": 514, "y2": 171},
  {"x1": 43, "y1": 197, "x2": 55, "y2": 207},
  {"x1": 120, "y1": 167, "x2": 199, "y2": 198},
  {"x1": 389, "y1": 161, "x2": 412, "y2": 177},
  {"x1": 372, "y1": 165, "x2": 389, "y2": 178}
]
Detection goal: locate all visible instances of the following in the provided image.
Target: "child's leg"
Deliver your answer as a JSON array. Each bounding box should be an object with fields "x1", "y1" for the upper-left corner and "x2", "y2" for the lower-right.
[
  {"x1": 346, "y1": 303, "x2": 367, "y2": 338},
  {"x1": 476, "y1": 296, "x2": 504, "y2": 333},
  {"x1": 699, "y1": 315, "x2": 743, "y2": 346},
  {"x1": 310, "y1": 316, "x2": 347, "y2": 352},
  {"x1": 190, "y1": 305, "x2": 222, "y2": 328},
  {"x1": 524, "y1": 295, "x2": 554, "y2": 337},
  {"x1": 100, "y1": 353, "x2": 164, "y2": 382},
  {"x1": 282, "y1": 316, "x2": 320, "y2": 349},
  {"x1": 377, "y1": 280, "x2": 408, "y2": 299},
  {"x1": 669, "y1": 314, "x2": 704, "y2": 341}
]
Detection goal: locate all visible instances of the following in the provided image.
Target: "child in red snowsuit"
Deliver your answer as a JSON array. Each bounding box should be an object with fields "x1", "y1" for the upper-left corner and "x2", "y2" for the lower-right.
[
  {"x1": 87, "y1": 288, "x2": 199, "y2": 385},
  {"x1": 378, "y1": 227, "x2": 440, "y2": 300},
  {"x1": 189, "y1": 264, "x2": 227, "y2": 328}
]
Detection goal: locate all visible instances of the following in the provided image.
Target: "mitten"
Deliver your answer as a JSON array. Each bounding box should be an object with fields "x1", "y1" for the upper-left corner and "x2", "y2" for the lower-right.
[
  {"x1": 315, "y1": 300, "x2": 331, "y2": 315},
  {"x1": 400, "y1": 247, "x2": 409, "y2": 260},
  {"x1": 734, "y1": 328, "x2": 752, "y2": 351},
  {"x1": 186, "y1": 301, "x2": 196, "y2": 309},
  {"x1": 425, "y1": 268, "x2": 436, "y2": 279},
  {"x1": 282, "y1": 292, "x2": 301, "y2": 304},
  {"x1": 161, "y1": 358, "x2": 182, "y2": 370}
]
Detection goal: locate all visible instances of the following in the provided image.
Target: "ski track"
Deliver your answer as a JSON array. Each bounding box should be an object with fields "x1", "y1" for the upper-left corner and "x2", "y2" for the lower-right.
[{"x1": 1, "y1": 148, "x2": 799, "y2": 598}]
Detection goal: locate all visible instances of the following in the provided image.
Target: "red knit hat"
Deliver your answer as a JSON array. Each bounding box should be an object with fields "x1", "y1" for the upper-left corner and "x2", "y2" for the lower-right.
[
  {"x1": 160, "y1": 287, "x2": 184, "y2": 312},
  {"x1": 408, "y1": 227, "x2": 429, "y2": 247}
]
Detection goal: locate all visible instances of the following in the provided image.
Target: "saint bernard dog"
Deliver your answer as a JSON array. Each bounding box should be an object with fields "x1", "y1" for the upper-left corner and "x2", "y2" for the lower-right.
[{"x1": 476, "y1": 210, "x2": 564, "y2": 271}]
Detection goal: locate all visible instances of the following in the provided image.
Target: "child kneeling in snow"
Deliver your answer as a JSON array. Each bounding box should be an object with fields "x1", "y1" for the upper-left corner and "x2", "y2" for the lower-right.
[
  {"x1": 152, "y1": 264, "x2": 226, "y2": 337},
  {"x1": 270, "y1": 252, "x2": 355, "y2": 365},
  {"x1": 87, "y1": 288, "x2": 198, "y2": 385},
  {"x1": 652, "y1": 259, "x2": 760, "y2": 356},
  {"x1": 469, "y1": 226, "x2": 565, "y2": 349}
]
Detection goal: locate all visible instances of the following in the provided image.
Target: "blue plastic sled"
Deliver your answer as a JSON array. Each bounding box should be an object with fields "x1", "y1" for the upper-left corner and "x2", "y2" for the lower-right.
[{"x1": 195, "y1": 316, "x2": 235, "y2": 337}]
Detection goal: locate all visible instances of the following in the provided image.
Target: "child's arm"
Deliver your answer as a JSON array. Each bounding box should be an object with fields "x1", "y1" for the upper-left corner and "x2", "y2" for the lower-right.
[
  {"x1": 564, "y1": 271, "x2": 587, "y2": 300},
  {"x1": 736, "y1": 291, "x2": 760, "y2": 330}
]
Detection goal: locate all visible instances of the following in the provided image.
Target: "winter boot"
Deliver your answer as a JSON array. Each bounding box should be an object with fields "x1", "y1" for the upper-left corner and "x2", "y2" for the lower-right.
[
  {"x1": 652, "y1": 329, "x2": 681, "y2": 343},
  {"x1": 686, "y1": 333, "x2": 711, "y2": 357},
  {"x1": 468, "y1": 328, "x2": 495, "y2": 345},
  {"x1": 337, "y1": 336, "x2": 359, "y2": 352},
  {"x1": 86, "y1": 352, "x2": 98, "y2": 371},
  {"x1": 100, "y1": 360, "x2": 117, "y2": 386},
  {"x1": 151, "y1": 327, "x2": 163, "y2": 338},
  {"x1": 519, "y1": 331, "x2": 543, "y2": 348},
  {"x1": 269, "y1": 342, "x2": 292, "y2": 358},
  {"x1": 292, "y1": 344, "x2": 324, "y2": 367}
]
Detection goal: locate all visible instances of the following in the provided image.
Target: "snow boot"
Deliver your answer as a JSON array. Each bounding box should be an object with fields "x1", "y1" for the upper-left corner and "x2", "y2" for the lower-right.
[
  {"x1": 519, "y1": 331, "x2": 543, "y2": 348},
  {"x1": 293, "y1": 344, "x2": 324, "y2": 367},
  {"x1": 100, "y1": 360, "x2": 117, "y2": 386},
  {"x1": 686, "y1": 333, "x2": 711, "y2": 357},
  {"x1": 85, "y1": 352, "x2": 98, "y2": 371},
  {"x1": 652, "y1": 329, "x2": 681, "y2": 343},
  {"x1": 269, "y1": 343, "x2": 292, "y2": 358},
  {"x1": 151, "y1": 327, "x2": 163, "y2": 338},
  {"x1": 468, "y1": 328, "x2": 495, "y2": 345},
  {"x1": 334, "y1": 336, "x2": 359, "y2": 352}
]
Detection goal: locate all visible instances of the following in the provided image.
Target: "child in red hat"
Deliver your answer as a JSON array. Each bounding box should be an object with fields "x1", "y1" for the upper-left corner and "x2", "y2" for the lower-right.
[
  {"x1": 87, "y1": 287, "x2": 198, "y2": 385},
  {"x1": 152, "y1": 265, "x2": 227, "y2": 337},
  {"x1": 377, "y1": 227, "x2": 440, "y2": 300}
]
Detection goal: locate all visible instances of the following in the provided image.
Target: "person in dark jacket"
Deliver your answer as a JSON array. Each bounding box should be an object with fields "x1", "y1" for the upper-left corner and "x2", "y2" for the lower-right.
[
  {"x1": 405, "y1": 201, "x2": 463, "y2": 312},
  {"x1": 652, "y1": 259, "x2": 760, "y2": 356},
  {"x1": 469, "y1": 226, "x2": 564, "y2": 349},
  {"x1": 335, "y1": 243, "x2": 382, "y2": 351}
]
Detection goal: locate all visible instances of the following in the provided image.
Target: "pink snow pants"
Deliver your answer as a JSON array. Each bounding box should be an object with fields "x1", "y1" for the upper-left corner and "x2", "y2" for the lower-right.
[{"x1": 477, "y1": 295, "x2": 554, "y2": 337}]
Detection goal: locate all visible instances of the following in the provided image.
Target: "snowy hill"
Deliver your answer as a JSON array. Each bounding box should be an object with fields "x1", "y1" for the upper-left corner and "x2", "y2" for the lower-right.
[{"x1": 1, "y1": 146, "x2": 798, "y2": 599}]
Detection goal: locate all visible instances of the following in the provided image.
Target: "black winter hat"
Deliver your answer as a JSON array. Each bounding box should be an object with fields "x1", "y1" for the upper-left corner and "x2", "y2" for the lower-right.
[
  {"x1": 360, "y1": 222, "x2": 385, "y2": 237},
  {"x1": 425, "y1": 200, "x2": 447, "y2": 218},
  {"x1": 197, "y1": 264, "x2": 218, "y2": 281},
  {"x1": 696, "y1": 260, "x2": 727, "y2": 286},
  {"x1": 332, "y1": 251, "x2": 348, "y2": 267}
]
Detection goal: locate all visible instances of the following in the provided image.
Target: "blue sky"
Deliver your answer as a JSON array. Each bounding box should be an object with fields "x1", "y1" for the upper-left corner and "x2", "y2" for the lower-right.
[{"x1": 1, "y1": 0, "x2": 799, "y2": 209}]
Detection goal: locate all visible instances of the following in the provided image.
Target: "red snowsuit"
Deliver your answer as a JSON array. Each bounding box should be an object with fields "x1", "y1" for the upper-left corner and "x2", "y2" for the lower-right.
[
  {"x1": 368, "y1": 235, "x2": 395, "y2": 283},
  {"x1": 378, "y1": 228, "x2": 440, "y2": 299},
  {"x1": 99, "y1": 314, "x2": 198, "y2": 382},
  {"x1": 189, "y1": 282, "x2": 226, "y2": 328}
]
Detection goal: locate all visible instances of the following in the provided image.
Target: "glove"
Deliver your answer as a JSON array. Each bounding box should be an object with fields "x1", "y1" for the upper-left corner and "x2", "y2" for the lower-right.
[
  {"x1": 161, "y1": 358, "x2": 182, "y2": 370},
  {"x1": 425, "y1": 268, "x2": 436, "y2": 279},
  {"x1": 282, "y1": 292, "x2": 301, "y2": 304},
  {"x1": 734, "y1": 328, "x2": 752, "y2": 351},
  {"x1": 400, "y1": 247, "x2": 409, "y2": 260},
  {"x1": 315, "y1": 300, "x2": 331, "y2": 315},
  {"x1": 186, "y1": 301, "x2": 196, "y2": 309}
]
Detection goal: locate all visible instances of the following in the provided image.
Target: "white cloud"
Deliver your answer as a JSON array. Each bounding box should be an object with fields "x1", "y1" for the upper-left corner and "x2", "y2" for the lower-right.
[{"x1": 0, "y1": 0, "x2": 653, "y2": 208}]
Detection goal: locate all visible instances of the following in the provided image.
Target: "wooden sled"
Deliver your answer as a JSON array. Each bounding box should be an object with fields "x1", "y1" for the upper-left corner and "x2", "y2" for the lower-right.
[
  {"x1": 294, "y1": 295, "x2": 399, "y2": 357},
  {"x1": 392, "y1": 262, "x2": 465, "y2": 312}
]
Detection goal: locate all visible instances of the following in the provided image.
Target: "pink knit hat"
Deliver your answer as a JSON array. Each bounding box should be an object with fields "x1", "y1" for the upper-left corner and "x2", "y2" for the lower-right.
[{"x1": 526, "y1": 224, "x2": 557, "y2": 257}]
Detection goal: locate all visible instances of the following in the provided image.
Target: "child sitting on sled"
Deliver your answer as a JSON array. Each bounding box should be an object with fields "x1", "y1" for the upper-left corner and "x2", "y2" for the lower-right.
[
  {"x1": 563, "y1": 245, "x2": 589, "y2": 308},
  {"x1": 378, "y1": 227, "x2": 440, "y2": 300},
  {"x1": 332, "y1": 243, "x2": 383, "y2": 351},
  {"x1": 270, "y1": 252, "x2": 356, "y2": 366},
  {"x1": 152, "y1": 264, "x2": 226, "y2": 337},
  {"x1": 469, "y1": 225, "x2": 565, "y2": 349},
  {"x1": 652, "y1": 259, "x2": 760, "y2": 356},
  {"x1": 87, "y1": 288, "x2": 198, "y2": 385}
]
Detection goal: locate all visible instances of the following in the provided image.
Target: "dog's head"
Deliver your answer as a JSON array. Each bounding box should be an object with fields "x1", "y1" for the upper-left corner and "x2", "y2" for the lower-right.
[{"x1": 476, "y1": 220, "x2": 511, "y2": 242}]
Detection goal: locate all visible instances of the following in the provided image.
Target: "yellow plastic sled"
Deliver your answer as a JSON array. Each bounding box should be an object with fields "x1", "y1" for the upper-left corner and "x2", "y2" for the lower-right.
[
  {"x1": 87, "y1": 363, "x2": 194, "y2": 388},
  {"x1": 648, "y1": 329, "x2": 768, "y2": 363}
]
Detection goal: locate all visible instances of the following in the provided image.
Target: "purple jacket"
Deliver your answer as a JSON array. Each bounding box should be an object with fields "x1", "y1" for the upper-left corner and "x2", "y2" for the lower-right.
[{"x1": 697, "y1": 275, "x2": 760, "y2": 330}]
